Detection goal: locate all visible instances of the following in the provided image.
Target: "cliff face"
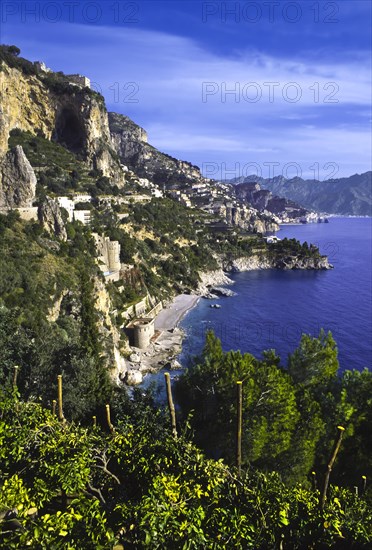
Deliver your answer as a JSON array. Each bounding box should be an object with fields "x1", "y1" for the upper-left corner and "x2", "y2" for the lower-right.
[
  {"x1": 233, "y1": 181, "x2": 309, "y2": 221},
  {"x1": 94, "y1": 278, "x2": 128, "y2": 383},
  {"x1": 197, "y1": 250, "x2": 331, "y2": 293},
  {"x1": 223, "y1": 253, "x2": 332, "y2": 272},
  {"x1": 0, "y1": 61, "x2": 124, "y2": 185},
  {"x1": 231, "y1": 173, "x2": 372, "y2": 216},
  {"x1": 219, "y1": 203, "x2": 279, "y2": 233},
  {"x1": 109, "y1": 112, "x2": 204, "y2": 186},
  {"x1": 38, "y1": 197, "x2": 67, "y2": 240},
  {"x1": 0, "y1": 66, "x2": 54, "y2": 156},
  {"x1": 0, "y1": 145, "x2": 36, "y2": 207}
]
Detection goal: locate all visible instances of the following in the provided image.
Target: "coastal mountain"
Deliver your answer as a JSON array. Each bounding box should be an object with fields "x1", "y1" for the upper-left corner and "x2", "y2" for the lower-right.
[
  {"x1": 2, "y1": 46, "x2": 370, "y2": 550},
  {"x1": 108, "y1": 111, "x2": 283, "y2": 232},
  {"x1": 0, "y1": 44, "x2": 331, "y2": 401},
  {"x1": 228, "y1": 173, "x2": 372, "y2": 216},
  {"x1": 230, "y1": 181, "x2": 321, "y2": 224},
  {"x1": 108, "y1": 112, "x2": 203, "y2": 187}
]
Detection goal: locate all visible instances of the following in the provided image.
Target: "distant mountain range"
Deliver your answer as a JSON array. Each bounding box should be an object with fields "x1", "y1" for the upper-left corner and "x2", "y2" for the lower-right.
[{"x1": 227, "y1": 172, "x2": 372, "y2": 216}]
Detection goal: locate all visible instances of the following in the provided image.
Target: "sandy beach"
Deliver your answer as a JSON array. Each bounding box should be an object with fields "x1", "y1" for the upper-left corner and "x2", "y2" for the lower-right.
[
  {"x1": 155, "y1": 294, "x2": 200, "y2": 331},
  {"x1": 124, "y1": 294, "x2": 200, "y2": 384}
]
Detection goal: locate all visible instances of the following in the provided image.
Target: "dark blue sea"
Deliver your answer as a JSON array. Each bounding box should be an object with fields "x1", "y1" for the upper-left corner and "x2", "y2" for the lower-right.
[
  {"x1": 179, "y1": 217, "x2": 372, "y2": 373},
  {"x1": 144, "y1": 218, "x2": 371, "y2": 397}
]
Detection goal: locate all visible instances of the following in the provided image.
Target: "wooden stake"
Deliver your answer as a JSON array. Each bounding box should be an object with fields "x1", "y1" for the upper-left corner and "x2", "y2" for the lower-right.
[
  {"x1": 320, "y1": 426, "x2": 345, "y2": 510},
  {"x1": 52, "y1": 400, "x2": 57, "y2": 416},
  {"x1": 362, "y1": 475, "x2": 367, "y2": 495},
  {"x1": 311, "y1": 471, "x2": 317, "y2": 491},
  {"x1": 13, "y1": 365, "x2": 19, "y2": 388},
  {"x1": 57, "y1": 375, "x2": 64, "y2": 422},
  {"x1": 106, "y1": 404, "x2": 114, "y2": 433},
  {"x1": 164, "y1": 372, "x2": 177, "y2": 438},
  {"x1": 236, "y1": 381, "x2": 243, "y2": 477}
]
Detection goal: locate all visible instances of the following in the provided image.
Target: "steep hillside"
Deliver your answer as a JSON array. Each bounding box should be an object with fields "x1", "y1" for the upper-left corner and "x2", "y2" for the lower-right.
[
  {"x1": 0, "y1": 45, "x2": 332, "y2": 416},
  {"x1": 0, "y1": 46, "x2": 123, "y2": 184},
  {"x1": 109, "y1": 112, "x2": 203, "y2": 186},
  {"x1": 230, "y1": 172, "x2": 372, "y2": 216},
  {"x1": 232, "y1": 181, "x2": 314, "y2": 223}
]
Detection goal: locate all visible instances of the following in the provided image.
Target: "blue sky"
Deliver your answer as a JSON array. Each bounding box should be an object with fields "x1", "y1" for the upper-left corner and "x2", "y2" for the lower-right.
[{"x1": 1, "y1": 0, "x2": 371, "y2": 179}]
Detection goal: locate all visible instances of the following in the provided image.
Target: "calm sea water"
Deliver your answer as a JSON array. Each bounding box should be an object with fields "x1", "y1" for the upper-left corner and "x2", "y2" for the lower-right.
[
  {"x1": 144, "y1": 218, "x2": 371, "y2": 398},
  {"x1": 178, "y1": 218, "x2": 372, "y2": 373}
]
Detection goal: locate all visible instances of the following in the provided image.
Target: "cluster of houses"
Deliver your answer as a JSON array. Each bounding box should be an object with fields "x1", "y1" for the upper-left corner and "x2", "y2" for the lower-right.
[{"x1": 166, "y1": 179, "x2": 234, "y2": 211}]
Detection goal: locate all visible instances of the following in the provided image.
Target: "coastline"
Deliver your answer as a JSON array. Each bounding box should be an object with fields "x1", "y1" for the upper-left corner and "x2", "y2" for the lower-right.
[
  {"x1": 124, "y1": 294, "x2": 201, "y2": 385},
  {"x1": 155, "y1": 294, "x2": 200, "y2": 331},
  {"x1": 124, "y1": 243, "x2": 332, "y2": 385}
]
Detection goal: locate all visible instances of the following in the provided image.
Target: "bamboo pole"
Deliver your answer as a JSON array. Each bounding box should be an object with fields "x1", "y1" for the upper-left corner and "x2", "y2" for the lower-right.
[
  {"x1": 106, "y1": 404, "x2": 114, "y2": 433},
  {"x1": 57, "y1": 375, "x2": 64, "y2": 421},
  {"x1": 13, "y1": 365, "x2": 19, "y2": 388},
  {"x1": 164, "y1": 372, "x2": 177, "y2": 438},
  {"x1": 236, "y1": 381, "x2": 243, "y2": 477},
  {"x1": 92, "y1": 415, "x2": 97, "y2": 428},
  {"x1": 52, "y1": 400, "x2": 57, "y2": 416},
  {"x1": 320, "y1": 426, "x2": 345, "y2": 510}
]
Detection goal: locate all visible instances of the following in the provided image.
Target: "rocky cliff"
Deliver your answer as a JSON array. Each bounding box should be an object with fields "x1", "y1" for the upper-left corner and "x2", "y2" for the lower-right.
[
  {"x1": 0, "y1": 145, "x2": 36, "y2": 207},
  {"x1": 230, "y1": 173, "x2": 372, "y2": 216},
  {"x1": 223, "y1": 253, "x2": 332, "y2": 272},
  {"x1": 109, "y1": 112, "x2": 205, "y2": 186},
  {"x1": 221, "y1": 203, "x2": 279, "y2": 233},
  {"x1": 38, "y1": 197, "x2": 67, "y2": 240},
  {"x1": 197, "y1": 248, "x2": 332, "y2": 294},
  {"x1": 0, "y1": 50, "x2": 125, "y2": 185},
  {"x1": 233, "y1": 181, "x2": 309, "y2": 222}
]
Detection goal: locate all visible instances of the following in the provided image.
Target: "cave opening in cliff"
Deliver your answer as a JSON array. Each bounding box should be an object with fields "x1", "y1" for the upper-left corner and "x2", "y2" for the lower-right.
[{"x1": 54, "y1": 108, "x2": 85, "y2": 153}]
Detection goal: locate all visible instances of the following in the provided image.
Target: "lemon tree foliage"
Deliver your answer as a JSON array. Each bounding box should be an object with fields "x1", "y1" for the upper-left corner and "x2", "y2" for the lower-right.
[{"x1": 1, "y1": 386, "x2": 371, "y2": 549}]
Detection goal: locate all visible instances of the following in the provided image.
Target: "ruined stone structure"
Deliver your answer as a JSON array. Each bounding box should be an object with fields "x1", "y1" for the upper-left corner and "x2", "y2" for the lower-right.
[
  {"x1": 33, "y1": 61, "x2": 51, "y2": 73},
  {"x1": 126, "y1": 317, "x2": 155, "y2": 349},
  {"x1": 66, "y1": 74, "x2": 91, "y2": 89},
  {"x1": 93, "y1": 234, "x2": 121, "y2": 274}
]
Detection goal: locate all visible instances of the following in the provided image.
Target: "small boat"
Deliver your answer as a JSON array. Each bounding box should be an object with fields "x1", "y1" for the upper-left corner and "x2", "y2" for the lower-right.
[{"x1": 210, "y1": 304, "x2": 221, "y2": 309}]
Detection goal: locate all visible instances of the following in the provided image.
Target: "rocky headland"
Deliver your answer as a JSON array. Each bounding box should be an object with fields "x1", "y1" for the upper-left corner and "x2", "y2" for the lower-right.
[{"x1": 0, "y1": 46, "x2": 334, "y2": 388}]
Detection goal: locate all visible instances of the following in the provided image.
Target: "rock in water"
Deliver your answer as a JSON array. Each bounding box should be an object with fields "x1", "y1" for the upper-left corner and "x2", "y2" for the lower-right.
[
  {"x1": 0, "y1": 145, "x2": 37, "y2": 207},
  {"x1": 38, "y1": 197, "x2": 67, "y2": 240},
  {"x1": 125, "y1": 369, "x2": 143, "y2": 386}
]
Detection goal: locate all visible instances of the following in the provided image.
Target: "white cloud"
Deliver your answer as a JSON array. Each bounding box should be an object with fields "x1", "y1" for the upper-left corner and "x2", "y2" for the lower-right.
[{"x1": 3, "y1": 21, "x2": 371, "y2": 177}]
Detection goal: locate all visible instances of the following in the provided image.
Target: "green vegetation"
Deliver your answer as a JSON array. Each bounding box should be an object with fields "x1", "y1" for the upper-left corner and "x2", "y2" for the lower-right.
[
  {"x1": 0, "y1": 45, "x2": 104, "y2": 102},
  {"x1": 176, "y1": 331, "x2": 372, "y2": 489},
  {"x1": 0, "y1": 370, "x2": 371, "y2": 548},
  {"x1": 128, "y1": 199, "x2": 219, "y2": 290},
  {"x1": 268, "y1": 238, "x2": 323, "y2": 258},
  {"x1": 0, "y1": 45, "x2": 39, "y2": 76},
  {"x1": 0, "y1": 212, "x2": 112, "y2": 421},
  {"x1": 8, "y1": 129, "x2": 97, "y2": 195}
]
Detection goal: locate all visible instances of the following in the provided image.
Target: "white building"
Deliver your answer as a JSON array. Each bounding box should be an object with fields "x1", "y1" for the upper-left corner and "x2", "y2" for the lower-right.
[
  {"x1": 73, "y1": 210, "x2": 91, "y2": 225},
  {"x1": 72, "y1": 194, "x2": 92, "y2": 204},
  {"x1": 57, "y1": 197, "x2": 74, "y2": 221}
]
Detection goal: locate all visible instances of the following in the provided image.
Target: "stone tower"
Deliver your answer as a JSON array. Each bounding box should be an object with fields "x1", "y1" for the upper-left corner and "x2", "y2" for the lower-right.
[{"x1": 108, "y1": 240, "x2": 121, "y2": 272}]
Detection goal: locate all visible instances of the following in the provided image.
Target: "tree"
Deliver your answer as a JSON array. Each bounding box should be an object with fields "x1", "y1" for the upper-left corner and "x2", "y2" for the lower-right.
[
  {"x1": 176, "y1": 331, "x2": 301, "y2": 474},
  {"x1": 334, "y1": 368, "x2": 372, "y2": 485},
  {"x1": 287, "y1": 330, "x2": 339, "y2": 389},
  {"x1": 7, "y1": 45, "x2": 21, "y2": 56}
]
